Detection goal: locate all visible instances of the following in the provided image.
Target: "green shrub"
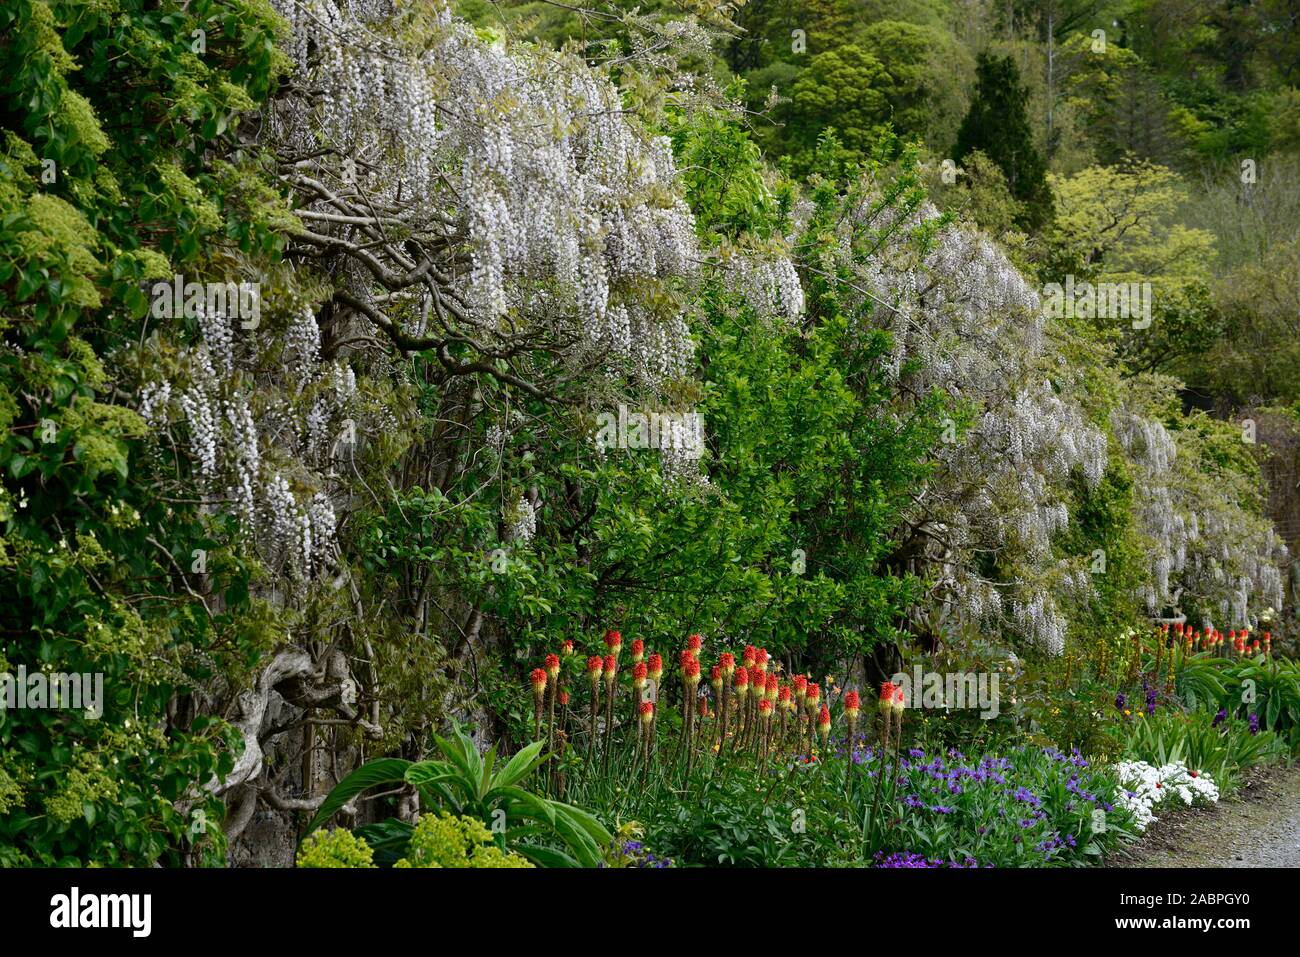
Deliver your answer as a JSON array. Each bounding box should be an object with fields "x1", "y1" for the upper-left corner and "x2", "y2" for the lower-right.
[
  {"x1": 295, "y1": 828, "x2": 376, "y2": 869},
  {"x1": 394, "y1": 813, "x2": 532, "y2": 869},
  {"x1": 1121, "y1": 707, "x2": 1286, "y2": 796}
]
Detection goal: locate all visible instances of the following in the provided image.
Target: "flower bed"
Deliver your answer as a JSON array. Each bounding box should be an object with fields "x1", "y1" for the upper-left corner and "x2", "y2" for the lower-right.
[{"x1": 1112, "y1": 761, "x2": 1220, "y2": 832}]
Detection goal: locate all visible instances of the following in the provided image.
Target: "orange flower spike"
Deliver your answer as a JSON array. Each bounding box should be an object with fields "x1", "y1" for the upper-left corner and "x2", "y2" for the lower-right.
[
  {"x1": 719, "y1": 652, "x2": 736, "y2": 678},
  {"x1": 647, "y1": 653, "x2": 663, "y2": 685},
  {"x1": 879, "y1": 681, "x2": 895, "y2": 714},
  {"x1": 844, "y1": 690, "x2": 860, "y2": 720}
]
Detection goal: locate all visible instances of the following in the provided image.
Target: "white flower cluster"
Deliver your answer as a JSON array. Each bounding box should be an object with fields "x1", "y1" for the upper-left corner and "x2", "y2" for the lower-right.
[
  {"x1": 505, "y1": 494, "x2": 537, "y2": 544},
  {"x1": 269, "y1": 0, "x2": 701, "y2": 392},
  {"x1": 1112, "y1": 760, "x2": 1219, "y2": 832},
  {"x1": 1113, "y1": 403, "x2": 1287, "y2": 627},
  {"x1": 840, "y1": 199, "x2": 1107, "y2": 654},
  {"x1": 723, "y1": 253, "x2": 806, "y2": 324},
  {"x1": 137, "y1": 304, "x2": 355, "y2": 581}
]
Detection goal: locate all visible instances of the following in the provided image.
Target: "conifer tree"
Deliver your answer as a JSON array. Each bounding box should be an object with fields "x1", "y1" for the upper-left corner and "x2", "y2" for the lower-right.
[{"x1": 954, "y1": 53, "x2": 1055, "y2": 231}]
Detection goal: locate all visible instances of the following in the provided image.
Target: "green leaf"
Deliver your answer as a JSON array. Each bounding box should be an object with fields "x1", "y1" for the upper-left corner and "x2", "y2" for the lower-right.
[
  {"x1": 302, "y1": 758, "x2": 412, "y2": 837},
  {"x1": 490, "y1": 739, "x2": 546, "y2": 791},
  {"x1": 512, "y1": 843, "x2": 578, "y2": 868}
]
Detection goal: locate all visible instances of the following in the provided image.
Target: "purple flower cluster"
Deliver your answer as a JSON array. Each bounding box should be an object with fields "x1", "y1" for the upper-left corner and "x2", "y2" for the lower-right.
[
  {"x1": 865, "y1": 746, "x2": 1112, "y2": 865},
  {"x1": 1035, "y1": 833, "x2": 1078, "y2": 856},
  {"x1": 873, "y1": 851, "x2": 982, "y2": 868},
  {"x1": 602, "y1": 838, "x2": 673, "y2": 868}
]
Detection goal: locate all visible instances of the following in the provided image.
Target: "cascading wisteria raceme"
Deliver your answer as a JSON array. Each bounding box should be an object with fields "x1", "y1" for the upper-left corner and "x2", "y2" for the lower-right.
[
  {"x1": 267, "y1": 0, "x2": 701, "y2": 393},
  {"x1": 722, "y1": 252, "x2": 806, "y2": 324},
  {"x1": 835, "y1": 198, "x2": 1107, "y2": 654},
  {"x1": 1112, "y1": 402, "x2": 1287, "y2": 629},
  {"x1": 136, "y1": 303, "x2": 357, "y2": 582}
]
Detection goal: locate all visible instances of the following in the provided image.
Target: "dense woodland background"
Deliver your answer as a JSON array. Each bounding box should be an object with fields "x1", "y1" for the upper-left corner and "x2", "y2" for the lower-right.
[{"x1": 2, "y1": 0, "x2": 1300, "y2": 866}]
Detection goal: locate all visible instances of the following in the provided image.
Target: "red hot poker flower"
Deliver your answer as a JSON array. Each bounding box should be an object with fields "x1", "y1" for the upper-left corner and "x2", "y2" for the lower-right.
[
  {"x1": 544, "y1": 653, "x2": 561, "y2": 680},
  {"x1": 640, "y1": 700, "x2": 655, "y2": 722},
  {"x1": 683, "y1": 657, "x2": 701, "y2": 685},
  {"x1": 844, "y1": 690, "x2": 860, "y2": 717},
  {"x1": 631, "y1": 639, "x2": 644, "y2": 663},
  {"x1": 719, "y1": 652, "x2": 736, "y2": 677},
  {"x1": 603, "y1": 655, "x2": 617, "y2": 681},
  {"x1": 531, "y1": 669, "x2": 548, "y2": 696},
  {"x1": 687, "y1": 634, "x2": 703, "y2": 653},
  {"x1": 605, "y1": 630, "x2": 622, "y2": 654},
  {"x1": 558, "y1": 690, "x2": 570, "y2": 706},
  {"x1": 647, "y1": 653, "x2": 663, "y2": 682},
  {"x1": 710, "y1": 665, "x2": 723, "y2": 688},
  {"x1": 560, "y1": 639, "x2": 574, "y2": 657},
  {"x1": 817, "y1": 705, "x2": 831, "y2": 731},
  {"x1": 734, "y1": 666, "x2": 750, "y2": 694},
  {"x1": 586, "y1": 655, "x2": 603, "y2": 677}
]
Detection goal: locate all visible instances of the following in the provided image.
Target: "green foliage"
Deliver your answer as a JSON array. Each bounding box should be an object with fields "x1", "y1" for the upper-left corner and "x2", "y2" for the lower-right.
[
  {"x1": 1180, "y1": 654, "x2": 1300, "y2": 747},
  {"x1": 1120, "y1": 708, "x2": 1286, "y2": 796},
  {"x1": 306, "y1": 724, "x2": 612, "y2": 868},
  {"x1": 393, "y1": 813, "x2": 533, "y2": 868},
  {"x1": 0, "y1": 0, "x2": 285, "y2": 867},
  {"x1": 785, "y1": 45, "x2": 891, "y2": 173},
  {"x1": 954, "y1": 53, "x2": 1054, "y2": 231},
  {"x1": 296, "y1": 827, "x2": 377, "y2": 868}
]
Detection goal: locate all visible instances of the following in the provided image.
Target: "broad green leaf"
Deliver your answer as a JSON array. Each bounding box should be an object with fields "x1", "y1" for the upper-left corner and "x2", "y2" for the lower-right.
[{"x1": 303, "y1": 758, "x2": 412, "y2": 837}]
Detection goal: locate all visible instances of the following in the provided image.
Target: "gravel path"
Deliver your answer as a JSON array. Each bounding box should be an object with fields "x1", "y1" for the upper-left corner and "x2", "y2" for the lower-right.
[{"x1": 1110, "y1": 765, "x2": 1300, "y2": 867}]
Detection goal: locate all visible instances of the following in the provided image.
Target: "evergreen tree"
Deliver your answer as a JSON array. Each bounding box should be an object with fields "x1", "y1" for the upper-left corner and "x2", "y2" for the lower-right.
[{"x1": 954, "y1": 53, "x2": 1055, "y2": 231}]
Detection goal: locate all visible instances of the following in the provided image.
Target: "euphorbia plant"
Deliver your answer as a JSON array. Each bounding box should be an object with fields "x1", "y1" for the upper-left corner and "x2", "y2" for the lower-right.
[{"x1": 304, "y1": 724, "x2": 612, "y2": 868}]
